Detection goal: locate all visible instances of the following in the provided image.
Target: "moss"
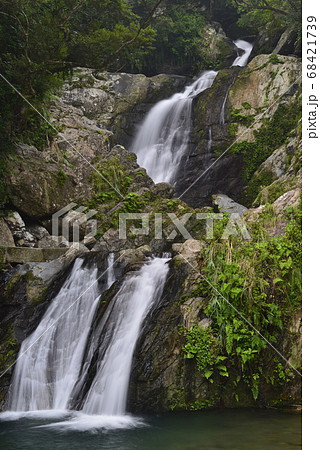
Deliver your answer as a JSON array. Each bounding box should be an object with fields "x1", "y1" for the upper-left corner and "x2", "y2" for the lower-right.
[
  {"x1": 230, "y1": 108, "x2": 254, "y2": 126},
  {"x1": 0, "y1": 327, "x2": 19, "y2": 375},
  {"x1": 56, "y1": 169, "x2": 68, "y2": 186},
  {"x1": 242, "y1": 102, "x2": 252, "y2": 110},
  {"x1": 253, "y1": 177, "x2": 300, "y2": 206},
  {"x1": 228, "y1": 123, "x2": 239, "y2": 137},
  {"x1": 244, "y1": 170, "x2": 275, "y2": 206},
  {"x1": 229, "y1": 99, "x2": 301, "y2": 206}
]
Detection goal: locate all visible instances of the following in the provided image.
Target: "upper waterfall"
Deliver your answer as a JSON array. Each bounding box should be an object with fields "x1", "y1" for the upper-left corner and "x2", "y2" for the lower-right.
[
  {"x1": 130, "y1": 40, "x2": 252, "y2": 187},
  {"x1": 130, "y1": 70, "x2": 218, "y2": 185},
  {"x1": 232, "y1": 39, "x2": 253, "y2": 67}
]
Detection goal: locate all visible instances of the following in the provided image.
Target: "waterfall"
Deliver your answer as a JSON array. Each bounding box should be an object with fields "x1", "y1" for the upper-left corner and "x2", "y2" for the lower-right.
[
  {"x1": 232, "y1": 39, "x2": 253, "y2": 67},
  {"x1": 130, "y1": 40, "x2": 252, "y2": 186},
  {"x1": 82, "y1": 257, "x2": 169, "y2": 415},
  {"x1": 8, "y1": 258, "x2": 101, "y2": 412},
  {"x1": 130, "y1": 71, "x2": 218, "y2": 185},
  {"x1": 6, "y1": 255, "x2": 169, "y2": 425}
]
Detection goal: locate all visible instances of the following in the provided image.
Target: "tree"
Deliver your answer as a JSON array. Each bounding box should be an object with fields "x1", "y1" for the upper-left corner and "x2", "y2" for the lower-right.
[{"x1": 228, "y1": 0, "x2": 301, "y2": 33}]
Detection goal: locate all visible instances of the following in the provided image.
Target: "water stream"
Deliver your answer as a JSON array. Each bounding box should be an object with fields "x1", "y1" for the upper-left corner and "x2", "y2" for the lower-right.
[
  {"x1": 4, "y1": 256, "x2": 169, "y2": 430},
  {"x1": 8, "y1": 258, "x2": 101, "y2": 412},
  {"x1": 232, "y1": 39, "x2": 254, "y2": 67},
  {"x1": 130, "y1": 40, "x2": 253, "y2": 186},
  {"x1": 82, "y1": 257, "x2": 169, "y2": 415},
  {"x1": 130, "y1": 70, "x2": 218, "y2": 185}
]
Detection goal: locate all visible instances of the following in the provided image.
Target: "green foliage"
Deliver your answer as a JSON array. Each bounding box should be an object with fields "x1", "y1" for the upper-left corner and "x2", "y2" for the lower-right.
[
  {"x1": 182, "y1": 326, "x2": 218, "y2": 373},
  {"x1": 229, "y1": 100, "x2": 301, "y2": 205},
  {"x1": 138, "y1": 2, "x2": 208, "y2": 75},
  {"x1": 228, "y1": 0, "x2": 302, "y2": 51},
  {"x1": 230, "y1": 108, "x2": 254, "y2": 126},
  {"x1": 56, "y1": 169, "x2": 68, "y2": 185},
  {"x1": 189, "y1": 202, "x2": 301, "y2": 401},
  {"x1": 109, "y1": 192, "x2": 147, "y2": 228},
  {"x1": 88, "y1": 156, "x2": 132, "y2": 206}
]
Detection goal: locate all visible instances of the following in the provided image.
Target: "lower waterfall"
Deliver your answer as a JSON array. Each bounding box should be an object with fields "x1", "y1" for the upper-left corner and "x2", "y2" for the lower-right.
[
  {"x1": 4, "y1": 256, "x2": 169, "y2": 429},
  {"x1": 8, "y1": 258, "x2": 101, "y2": 412},
  {"x1": 82, "y1": 257, "x2": 170, "y2": 415}
]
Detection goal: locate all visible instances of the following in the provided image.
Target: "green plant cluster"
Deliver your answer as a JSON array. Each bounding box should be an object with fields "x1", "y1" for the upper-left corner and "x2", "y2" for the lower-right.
[
  {"x1": 140, "y1": 2, "x2": 207, "y2": 75},
  {"x1": 88, "y1": 157, "x2": 132, "y2": 206},
  {"x1": 182, "y1": 202, "x2": 301, "y2": 403},
  {"x1": 230, "y1": 108, "x2": 254, "y2": 127},
  {"x1": 230, "y1": 100, "x2": 301, "y2": 206}
]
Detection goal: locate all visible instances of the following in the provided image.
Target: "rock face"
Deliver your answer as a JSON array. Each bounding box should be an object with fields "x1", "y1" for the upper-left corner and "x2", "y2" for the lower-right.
[
  {"x1": 174, "y1": 54, "x2": 301, "y2": 208},
  {"x1": 228, "y1": 54, "x2": 301, "y2": 143},
  {"x1": 0, "y1": 220, "x2": 15, "y2": 247},
  {"x1": 3, "y1": 69, "x2": 187, "y2": 224},
  {"x1": 60, "y1": 69, "x2": 189, "y2": 148},
  {"x1": 174, "y1": 68, "x2": 244, "y2": 207},
  {"x1": 128, "y1": 238, "x2": 301, "y2": 411}
]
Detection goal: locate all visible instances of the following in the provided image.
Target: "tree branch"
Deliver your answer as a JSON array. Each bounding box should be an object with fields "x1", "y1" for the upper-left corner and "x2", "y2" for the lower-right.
[
  {"x1": 233, "y1": 0, "x2": 288, "y2": 16},
  {"x1": 103, "y1": 0, "x2": 164, "y2": 69}
]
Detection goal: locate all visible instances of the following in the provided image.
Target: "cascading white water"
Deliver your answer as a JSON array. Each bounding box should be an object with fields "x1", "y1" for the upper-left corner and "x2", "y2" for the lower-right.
[
  {"x1": 82, "y1": 257, "x2": 169, "y2": 415},
  {"x1": 130, "y1": 40, "x2": 252, "y2": 185},
  {"x1": 9, "y1": 258, "x2": 101, "y2": 412},
  {"x1": 130, "y1": 71, "x2": 218, "y2": 185},
  {"x1": 232, "y1": 39, "x2": 253, "y2": 67},
  {"x1": 5, "y1": 254, "x2": 169, "y2": 430}
]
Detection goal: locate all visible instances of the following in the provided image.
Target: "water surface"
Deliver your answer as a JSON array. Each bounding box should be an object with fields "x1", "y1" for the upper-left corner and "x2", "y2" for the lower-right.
[{"x1": 0, "y1": 409, "x2": 301, "y2": 449}]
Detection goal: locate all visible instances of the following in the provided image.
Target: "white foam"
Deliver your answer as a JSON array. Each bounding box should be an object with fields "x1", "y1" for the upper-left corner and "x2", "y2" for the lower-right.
[
  {"x1": 0, "y1": 409, "x2": 69, "y2": 421},
  {"x1": 36, "y1": 412, "x2": 146, "y2": 433}
]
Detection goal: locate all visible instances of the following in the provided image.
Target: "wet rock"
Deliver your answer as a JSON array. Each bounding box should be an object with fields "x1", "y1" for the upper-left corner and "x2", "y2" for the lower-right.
[
  {"x1": 212, "y1": 194, "x2": 247, "y2": 215},
  {"x1": 36, "y1": 235, "x2": 69, "y2": 248},
  {"x1": 181, "y1": 297, "x2": 205, "y2": 330},
  {"x1": 26, "y1": 225, "x2": 50, "y2": 241},
  {"x1": 150, "y1": 182, "x2": 175, "y2": 199}
]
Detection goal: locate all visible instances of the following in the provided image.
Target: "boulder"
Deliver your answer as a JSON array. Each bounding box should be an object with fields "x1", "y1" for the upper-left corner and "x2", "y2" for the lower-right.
[
  {"x1": 202, "y1": 23, "x2": 238, "y2": 69},
  {"x1": 0, "y1": 219, "x2": 15, "y2": 247},
  {"x1": 4, "y1": 211, "x2": 35, "y2": 247},
  {"x1": 26, "y1": 225, "x2": 50, "y2": 241},
  {"x1": 150, "y1": 182, "x2": 175, "y2": 199}
]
